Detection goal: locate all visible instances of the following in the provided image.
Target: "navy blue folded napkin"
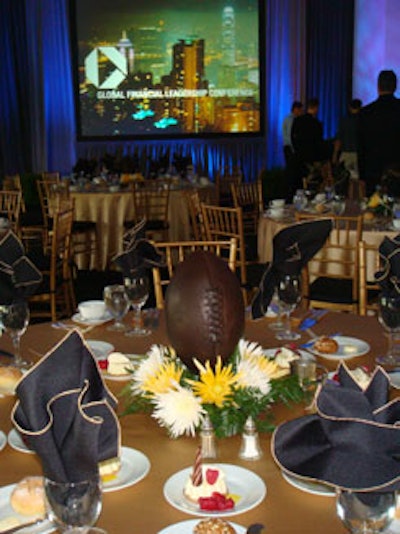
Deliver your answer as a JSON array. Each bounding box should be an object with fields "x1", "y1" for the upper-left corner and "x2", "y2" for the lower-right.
[
  {"x1": 12, "y1": 330, "x2": 120, "y2": 483},
  {"x1": 113, "y1": 218, "x2": 164, "y2": 277},
  {"x1": 251, "y1": 219, "x2": 332, "y2": 319},
  {"x1": 272, "y1": 363, "x2": 400, "y2": 492},
  {"x1": 0, "y1": 230, "x2": 42, "y2": 304}
]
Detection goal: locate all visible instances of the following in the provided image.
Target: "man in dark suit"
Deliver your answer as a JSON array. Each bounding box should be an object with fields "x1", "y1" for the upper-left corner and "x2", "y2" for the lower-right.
[
  {"x1": 289, "y1": 98, "x2": 325, "y2": 196},
  {"x1": 358, "y1": 70, "x2": 400, "y2": 196}
]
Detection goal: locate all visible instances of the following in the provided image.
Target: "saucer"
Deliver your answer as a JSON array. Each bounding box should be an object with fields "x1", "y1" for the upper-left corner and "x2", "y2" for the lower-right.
[{"x1": 71, "y1": 312, "x2": 112, "y2": 326}]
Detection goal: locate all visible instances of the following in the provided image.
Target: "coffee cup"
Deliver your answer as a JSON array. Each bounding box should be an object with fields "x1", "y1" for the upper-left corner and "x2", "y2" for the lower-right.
[
  {"x1": 392, "y1": 218, "x2": 400, "y2": 230},
  {"x1": 78, "y1": 300, "x2": 106, "y2": 320},
  {"x1": 270, "y1": 199, "x2": 285, "y2": 208}
]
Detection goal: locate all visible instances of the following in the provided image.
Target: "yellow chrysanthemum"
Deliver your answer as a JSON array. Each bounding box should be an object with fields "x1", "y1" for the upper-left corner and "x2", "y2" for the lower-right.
[
  {"x1": 186, "y1": 356, "x2": 239, "y2": 408},
  {"x1": 142, "y1": 361, "x2": 183, "y2": 395},
  {"x1": 256, "y1": 355, "x2": 288, "y2": 380}
]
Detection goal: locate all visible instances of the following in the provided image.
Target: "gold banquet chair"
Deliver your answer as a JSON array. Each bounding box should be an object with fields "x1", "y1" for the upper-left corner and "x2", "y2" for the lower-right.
[
  {"x1": 184, "y1": 189, "x2": 207, "y2": 240},
  {"x1": 230, "y1": 180, "x2": 263, "y2": 235},
  {"x1": 152, "y1": 238, "x2": 237, "y2": 310},
  {"x1": 0, "y1": 190, "x2": 22, "y2": 233},
  {"x1": 295, "y1": 212, "x2": 363, "y2": 313},
  {"x1": 29, "y1": 206, "x2": 76, "y2": 322}
]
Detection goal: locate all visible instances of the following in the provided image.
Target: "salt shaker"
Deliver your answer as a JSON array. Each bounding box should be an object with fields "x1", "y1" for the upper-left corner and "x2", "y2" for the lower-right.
[
  {"x1": 239, "y1": 416, "x2": 263, "y2": 460},
  {"x1": 200, "y1": 414, "x2": 217, "y2": 459}
]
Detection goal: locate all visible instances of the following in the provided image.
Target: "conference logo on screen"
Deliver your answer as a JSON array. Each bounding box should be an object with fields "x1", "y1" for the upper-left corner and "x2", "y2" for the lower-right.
[{"x1": 84, "y1": 47, "x2": 127, "y2": 89}]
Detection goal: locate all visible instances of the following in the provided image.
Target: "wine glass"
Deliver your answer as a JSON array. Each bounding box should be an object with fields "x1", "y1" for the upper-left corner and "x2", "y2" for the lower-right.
[
  {"x1": 275, "y1": 274, "x2": 302, "y2": 341},
  {"x1": 124, "y1": 275, "x2": 150, "y2": 336},
  {"x1": 1, "y1": 301, "x2": 30, "y2": 368},
  {"x1": 336, "y1": 489, "x2": 396, "y2": 533},
  {"x1": 103, "y1": 285, "x2": 130, "y2": 332},
  {"x1": 44, "y1": 476, "x2": 106, "y2": 533},
  {"x1": 376, "y1": 292, "x2": 400, "y2": 368}
]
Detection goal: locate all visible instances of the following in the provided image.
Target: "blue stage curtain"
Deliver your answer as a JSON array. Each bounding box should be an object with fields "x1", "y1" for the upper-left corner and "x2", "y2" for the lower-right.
[
  {"x1": 1, "y1": 0, "x2": 353, "y2": 181},
  {"x1": 306, "y1": 0, "x2": 355, "y2": 140}
]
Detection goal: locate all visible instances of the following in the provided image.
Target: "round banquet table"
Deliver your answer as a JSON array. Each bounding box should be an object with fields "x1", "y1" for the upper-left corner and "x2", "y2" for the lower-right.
[
  {"x1": 0, "y1": 311, "x2": 393, "y2": 533},
  {"x1": 71, "y1": 186, "x2": 213, "y2": 270}
]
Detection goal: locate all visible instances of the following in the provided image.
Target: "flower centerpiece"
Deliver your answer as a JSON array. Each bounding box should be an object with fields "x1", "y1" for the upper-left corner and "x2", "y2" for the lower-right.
[{"x1": 121, "y1": 340, "x2": 304, "y2": 439}]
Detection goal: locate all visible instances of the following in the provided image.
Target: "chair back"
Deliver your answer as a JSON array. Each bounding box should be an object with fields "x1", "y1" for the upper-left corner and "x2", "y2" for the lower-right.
[
  {"x1": 133, "y1": 183, "x2": 170, "y2": 240},
  {"x1": 201, "y1": 203, "x2": 246, "y2": 285},
  {"x1": 230, "y1": 180, "x2": 263, "y2": 234},
  {"x1": 152, "y1": 238, "x2": 237, "y2": 309},
  {"x1": 184, "y1": 189, "x2": 207, "y2": 240},
  {"x1": 295, "y1": 212, "x2": 363, "y2": 312},
  {"x1": 0, "y1": 190, "x2": 22, "y2": 232},
  {"x1": 42, "y1": 171, "x2": 60, "y2": 182},
  {"x1": 358, "y1": 240, "x2": 381, "y2": 315},
  {"x1": 215, "y1": 166, "x2": 242, "y2": 206},
  {"x1": 29, "y1": 205, "x2": 75, "y2": 321},
  {"x1": 3, "y1": 174, "x2": 26, "y2": 212}
]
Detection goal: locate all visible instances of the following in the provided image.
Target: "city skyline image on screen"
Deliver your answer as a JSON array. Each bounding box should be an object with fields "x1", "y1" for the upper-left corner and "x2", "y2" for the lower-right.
[{"x1": 70, "y1": 0, "x2": 264, "y2": 140}]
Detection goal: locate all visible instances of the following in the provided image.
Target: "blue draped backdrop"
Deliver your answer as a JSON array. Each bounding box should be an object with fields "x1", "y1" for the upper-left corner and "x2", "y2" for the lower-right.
[{"x1": 0, "y1": 0, "x2": 354, "y2": 182}]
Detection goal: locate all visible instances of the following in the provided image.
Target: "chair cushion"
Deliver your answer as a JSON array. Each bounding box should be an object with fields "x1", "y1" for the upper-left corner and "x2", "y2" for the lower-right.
[
  {"x1": 309, "y1": 277, "x2": 356, "y2": 304},
  {"x1": 72, "y1": 221, "x2": 96, "y2": 232}
]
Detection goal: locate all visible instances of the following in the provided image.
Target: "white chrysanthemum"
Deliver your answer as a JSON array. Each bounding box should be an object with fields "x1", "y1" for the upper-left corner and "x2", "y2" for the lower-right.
[
  {"x1": 236, "y1": 357, "x2": 272, "y2": 395},
  {"x1": 237, "y1": 339, "x2": 265, "y2": 362},
  {"x1": 131, "y1": 344, "x2": 167, "y2": 393},
  {"x1": 152, "y1": 385, "x2": 205, "y2": 438}
]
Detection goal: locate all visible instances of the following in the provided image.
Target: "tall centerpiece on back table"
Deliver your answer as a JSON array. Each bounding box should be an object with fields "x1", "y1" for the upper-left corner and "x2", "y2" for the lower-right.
[{"x1": 122, "y1": 251, "x2": 303, "y2": 438}]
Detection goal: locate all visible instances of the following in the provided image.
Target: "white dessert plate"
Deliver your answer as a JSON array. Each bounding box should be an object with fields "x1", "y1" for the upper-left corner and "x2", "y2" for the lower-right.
[
  {"x1": 103, "y1": 446, "x2": 150, "y2": 493},
  {"x1": 308, "y1": 336, "x2": 370, "y2": 360},
  {"x1": 7, "y1": 428, "x2": 34, "y2": 454},
  {"x1": 0, "y1": 431, "x2": 6, "y2": 453},
  {"x1": 158, "y1": 519, "x2": 246, "y2": 534},
  {"x1": 71, "y1": 312, "x2": 112, "y2": 326},
  {"x1": 281, "y1": 471, "x2": 335, "y2": 497},
  {"x1": 0, "y1": 483, "x2": 54, "y2": 533},
  {"x1": 163, "y1": 463, "x2": 266, "y2": 517},
  {"x1": 264, "y1": 348, "x2": 314, "y2": 361},
  {"x1": 86, "y1": 340, "x2": 115, "y2": 360}
]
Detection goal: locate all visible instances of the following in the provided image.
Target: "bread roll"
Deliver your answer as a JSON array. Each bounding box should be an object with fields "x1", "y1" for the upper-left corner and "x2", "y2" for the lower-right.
[
  {"x1": 314, "y1": 336, "x2": 339, "y2": 354},
  {"x1": 10, "y1": 476, "x2": 46, "y2": 517},
  {"x1": 0, "y1": 366, "x2": 23, "y2": 395},
  {"x1": 194, "y1": 518, "x2": 237, "y2": 534}
]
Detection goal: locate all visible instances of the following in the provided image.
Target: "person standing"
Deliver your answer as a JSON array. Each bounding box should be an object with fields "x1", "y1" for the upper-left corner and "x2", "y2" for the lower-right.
[
  {"x1": 332, "y1": 98, "x2": 362, "y2": 176},
  {"x1": 282, "y1": 101, "x2": 303, "y2": 165},
  {"x1": 290, "y1": 98, "x2": 324, "y2": 195},
  {"x1": 358, "y1": 70, "x2": 400, "y2": 196}
]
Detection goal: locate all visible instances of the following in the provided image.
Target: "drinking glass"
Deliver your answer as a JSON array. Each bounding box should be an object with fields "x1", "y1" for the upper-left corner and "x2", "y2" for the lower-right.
[
  {"x1": 1, "y1": 301, "x2": 30, "y2": 368},
  {"x1": 336, "y1": 489, "x2": 396, "y2": 533},
  {"x1": 124, "y1": 275, "x2": 150, "y2": 336},
  {"x1": 44, "y1": 476, "x2": 106, "y2": 533},
  {"x1": 376, "y1": 292, "x2": 400, "y2": 367},
  {"x1": 275, "y1": 274, "x2": 302, "y2": 341},
  {"x1": 103, "y1": 285, "x2": 130, "y2": 332},
  {"x1": 268, "y1": 289, "x2": 285, "y2": 331}
]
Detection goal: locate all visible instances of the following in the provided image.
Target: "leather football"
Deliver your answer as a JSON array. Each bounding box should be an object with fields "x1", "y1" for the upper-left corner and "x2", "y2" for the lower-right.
[{"x1": 165, "y1": 250, "x2": 245, "y2": 372}]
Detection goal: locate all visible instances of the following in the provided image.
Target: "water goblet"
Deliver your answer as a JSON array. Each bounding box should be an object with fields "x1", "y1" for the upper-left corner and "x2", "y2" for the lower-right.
[
  {"x1": 376, "y1": 292, "x2": 400, "y2": 368},
  {"x1": 124, "y1": 275, "x2": 150, "y2": 336},
  {"x1": 268, "y1": 288, "x2": 285, "y2": 331},
  {"x1": 275, "y1": 274, "x2": 302, "y2": 341},
  {"x1": 44, "y1": 476, "x2": 106, "y2": 533},
  {"x1": 1, "y1": 301, "x2": 30, "y2": 369},
  {"x1": 336, "y1": 489, "x2": 396, "y2": 533},
  {"x1": 103, "y1": 285, "x2": 130, "y2": 332}
]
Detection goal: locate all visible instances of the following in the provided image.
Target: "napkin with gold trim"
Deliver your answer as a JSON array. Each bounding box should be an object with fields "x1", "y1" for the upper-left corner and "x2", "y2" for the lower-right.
[
  {"x1": 11, "y1": 330, "x2": 120, "y2": 483},
  {"x1": 272, "y1": 363, "x2": 400, "y2": 492},
  {"x1": 113, "y1": 218, "x2": 164, "y2": 277},
  {"x1": 251, "y1": 219, "x2": 332, "y2": 319},
  {"x1": 0, "y1": 230, "x2": 42, "y2": 305}
]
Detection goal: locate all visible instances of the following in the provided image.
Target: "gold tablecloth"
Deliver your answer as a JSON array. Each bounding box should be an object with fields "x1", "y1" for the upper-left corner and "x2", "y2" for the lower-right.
[
  {"x1": 0, "y1": 311, "x2": 388, "y2": 533},
  {"x1": 258, "y1": 214, "x2": 397, "y2": 280},
  {"x1": 71, "y1": 187, "x2": 205, "y2": 270}
]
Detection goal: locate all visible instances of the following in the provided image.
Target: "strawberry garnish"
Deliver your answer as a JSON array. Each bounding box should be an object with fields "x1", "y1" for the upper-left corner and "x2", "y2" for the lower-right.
[
  {"x1": 205, "y1": 468, "x2": 219, "y2": 485},
  {"x1": 199, "y1": 492, "x2": 234, "y2": 511},
  {"x1": 98, "y1": 359, "x2": 108, "y2": 370}
]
